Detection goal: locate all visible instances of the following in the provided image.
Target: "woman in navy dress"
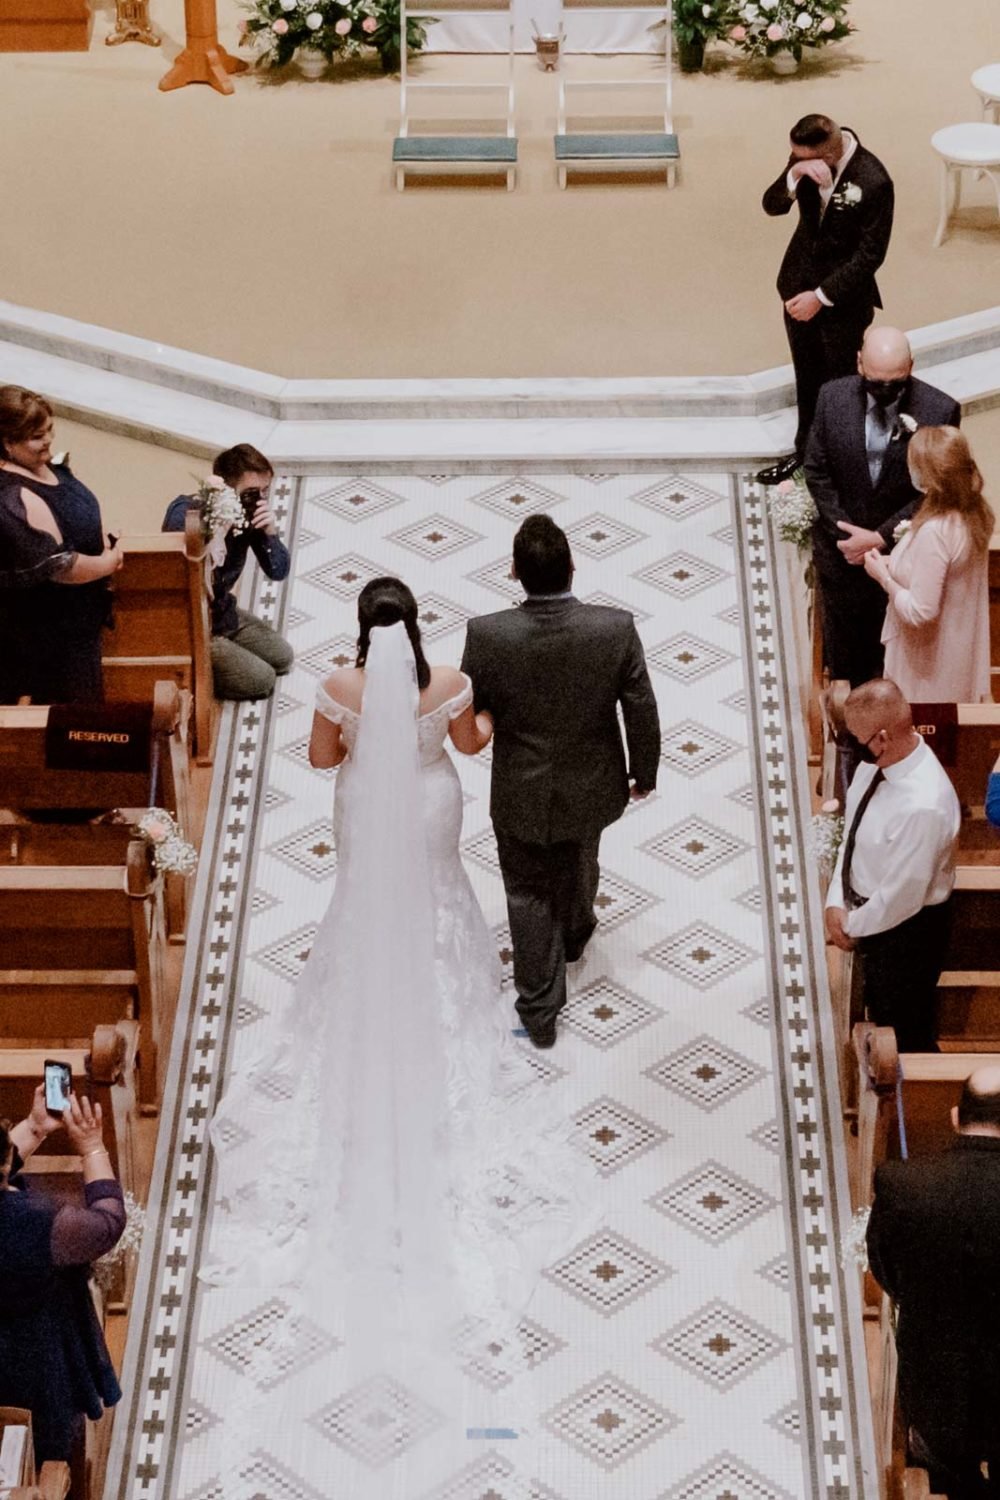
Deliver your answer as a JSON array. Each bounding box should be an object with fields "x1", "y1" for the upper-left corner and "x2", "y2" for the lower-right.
[
  {"x1": 0, "y1": 1087, "x2": 125, "y2": 1466},
  {"x1": 0, "y1": 386, "x2": 122, "y2": 704}
]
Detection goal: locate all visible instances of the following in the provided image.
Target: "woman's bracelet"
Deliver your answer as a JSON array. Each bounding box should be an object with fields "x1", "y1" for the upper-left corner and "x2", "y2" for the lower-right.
[{"x1": 81, "y1": 1145, "x2": 109, "y2": 1160}]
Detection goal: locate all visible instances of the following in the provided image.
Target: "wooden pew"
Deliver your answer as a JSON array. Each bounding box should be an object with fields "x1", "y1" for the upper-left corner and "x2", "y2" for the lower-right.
[
  {"x1": 0, "y1": 681, "x2": 194, "y2": 942},
  {"x1": 102, "y1": 510, "x2": 217, "y2": 765},
  {"x1": 0, "y1": 1409, "x2": 71, "y2": 1500},
  {"x1": 853, "y1": 1023, "x2": 966, "y2": 1500},
  {"x1": 0, "y1": 840, "x2": 165, "y2": 1112}
]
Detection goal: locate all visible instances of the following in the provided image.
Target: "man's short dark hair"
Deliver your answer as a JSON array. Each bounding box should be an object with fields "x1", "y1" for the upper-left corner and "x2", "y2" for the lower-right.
[
  {"x1": 512, "y1": 515, "x2": 572, "y2": 595},
  {"x1": 790, "y1": 114, "x2": 838, "y2": 149},
  {"x1": 213, "y1": 444, "x2": 274, "y2": 487},
  {"x1": 957, "y1": 1076, "x2": 1000, "y2": 1129}
]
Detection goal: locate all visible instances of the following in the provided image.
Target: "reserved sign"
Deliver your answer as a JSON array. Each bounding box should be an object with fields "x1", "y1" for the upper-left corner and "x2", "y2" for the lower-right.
[{"x1": 44, "y1": 703, "x2": 153, "y2": 772}]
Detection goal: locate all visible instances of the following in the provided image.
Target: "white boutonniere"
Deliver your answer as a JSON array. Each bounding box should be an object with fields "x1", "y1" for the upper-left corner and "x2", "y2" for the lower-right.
[
  {"x1": 831, "y1": 181, "x2": 863, "y2": 210},
  {"x1": 891, "y1": 413, "x2": 918, "y2": 442},
  {"x1": 892, "y1": 519, "x2": 912, "y2": 544}
]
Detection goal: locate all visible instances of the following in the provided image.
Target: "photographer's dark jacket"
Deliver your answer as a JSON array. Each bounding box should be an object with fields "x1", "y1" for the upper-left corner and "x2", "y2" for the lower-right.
[{"x1": 162, "y1": 495, "x2": 290, "y2": 638}]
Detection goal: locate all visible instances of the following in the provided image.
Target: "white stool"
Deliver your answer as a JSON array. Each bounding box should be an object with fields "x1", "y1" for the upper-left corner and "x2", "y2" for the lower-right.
[
  {"x1": 930, "y1": 122, "x2": 1000, "y2": 246},
  {"x1": 972, "y1": 63, "x2": 1000, "y2": 122}
]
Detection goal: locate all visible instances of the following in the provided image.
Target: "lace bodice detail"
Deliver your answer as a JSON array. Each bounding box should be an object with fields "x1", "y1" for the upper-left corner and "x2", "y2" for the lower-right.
[{"x1": 315, "y1": 674, "x2": 472, "y2": 765}]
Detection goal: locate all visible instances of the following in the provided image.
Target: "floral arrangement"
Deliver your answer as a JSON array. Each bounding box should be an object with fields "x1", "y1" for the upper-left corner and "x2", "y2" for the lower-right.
[
  {"x1": 839, "y1": 1204, "x2": 870, "y2": 1272},
  {"x1": 195, "y1": 475, "x2": 246, "y2": 543},
  {"x1": 136, "y1": 809, "x2": 198, "y2": 877},
  {"x1": 808, "y1": 799, "x2": 844, "y2": 877},
  {"x1": 93, "y1": 1192, "x2": 146, "y2": 1294},
  {"x1": 240, "y1": 0, "x2": 430, "y2": 72},
  {"x1": 892, "y1": 518, "x2": 912, "y2": 545},
  {"x1": 763, "y1": 469, "x2": 818, "y2": 553},
  {"x1": 673, "y1": 0, "x2": 730, "y2": 46},
  {"x1": 727, "y1": 0, "x2": 851, "y2": 60}
]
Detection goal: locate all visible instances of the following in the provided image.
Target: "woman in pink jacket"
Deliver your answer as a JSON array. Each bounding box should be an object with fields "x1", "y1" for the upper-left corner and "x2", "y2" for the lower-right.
[{"x1": 864, "y1": 426, "x2": 993, "y2": 703}]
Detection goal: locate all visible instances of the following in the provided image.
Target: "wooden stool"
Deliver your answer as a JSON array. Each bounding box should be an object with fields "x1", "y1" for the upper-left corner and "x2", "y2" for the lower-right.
[
  {"x1": 930, "y1": 122, "x2": 1000, "y2": 246},
  {"x1": 971, "y1": 63, "x2": 1000, "y2": 123}
]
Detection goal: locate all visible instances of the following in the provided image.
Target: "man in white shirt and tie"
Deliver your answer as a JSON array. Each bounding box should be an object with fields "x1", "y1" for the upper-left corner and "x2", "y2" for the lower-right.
[{"x1": 825, "y1": 678, "x2": 960, "y2": 1052}]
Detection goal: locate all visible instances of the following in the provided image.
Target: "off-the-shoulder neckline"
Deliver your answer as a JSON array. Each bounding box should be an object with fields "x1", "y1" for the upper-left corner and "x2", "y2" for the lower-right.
[{"x1": 318, "y1": 671, "x2": 471, "y2": 721}]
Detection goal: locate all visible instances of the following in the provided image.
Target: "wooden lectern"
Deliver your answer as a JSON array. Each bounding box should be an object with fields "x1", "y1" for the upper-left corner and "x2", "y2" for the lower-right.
[{"x1": 159, "y1": 0, "x2": 247, "y2": 94}]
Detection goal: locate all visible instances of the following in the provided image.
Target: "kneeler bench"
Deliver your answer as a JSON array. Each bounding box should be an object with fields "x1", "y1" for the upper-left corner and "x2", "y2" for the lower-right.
[
  {"x1": 393, "y1": 135, "x2": 517, "y2": 190},
  {"x1": 554, "y1": 131, "x2": 679, "y2": 188}
]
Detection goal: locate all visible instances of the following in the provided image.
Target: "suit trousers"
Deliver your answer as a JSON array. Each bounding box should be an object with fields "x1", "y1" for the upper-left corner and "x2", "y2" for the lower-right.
[
  {"x1": 911, "y1": 1426, "x2": 1000, "y2": 1499},
  {"x1": 494, "y1": 830, "x2": 601, "y2": 1032},
  {"x1": 785, "y1": 303, "x2": 874, "y2": 456},
  {"x1": 814, "y1": 548, "x2": 888, "y2": 686},
  {"x1": 856, "y1": 899, "x2": 951, "y2": 1053}
]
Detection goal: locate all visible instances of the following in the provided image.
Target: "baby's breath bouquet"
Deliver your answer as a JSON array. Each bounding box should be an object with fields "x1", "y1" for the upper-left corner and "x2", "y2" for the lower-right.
[
  {"x1": 764, "y1": 469, "x2": 818, "y2": 552},
  {"x1": 839, "y1": 1204, "x2": 870, "y2": 1272},
  {"x1": 195, "y1": 475, "x2": 246, "y2": 541},
  {"x1": 808, "y1": 799, "x2": 844, "y2": 878},
  {"x1": 135, "y1": 808, "x2": 198, "y2": 877},
  {"x1": 93, "y1": 1192, "x2": 146, "y2": 1294}
]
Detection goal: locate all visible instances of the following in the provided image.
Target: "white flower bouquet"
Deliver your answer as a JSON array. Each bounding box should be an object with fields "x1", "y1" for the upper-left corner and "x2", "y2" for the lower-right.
[
  {"x1": 93, "y1": 1191, "x2": 146, "y2": 1294},
  {"x1": 839, "y1": 1204, "x2": 870, "y2": 1272},
  {"x1": 136, "y1": 808, "x2": 198, "y2": 877},
  {"x1": 195, "y1": 475, "x2": 246, "y2": 542},
  {"x1": 808, "y1": 800, "x2": 844, "y2": 878},
  {"x1": 726, "y1": 0, "x2": 852, "y2": 60},
  {"x1": 763, "y1": 469, "x2": 818, "y2": 553}
]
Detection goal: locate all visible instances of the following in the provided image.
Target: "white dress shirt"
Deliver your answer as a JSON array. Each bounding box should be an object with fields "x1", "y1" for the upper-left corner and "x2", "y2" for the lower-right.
[
  {"x1": 826, "y1": 736, "x2": 960, "y2": 939},
  {"x1": 785, "y1": 130, "x2": 858, "y2": 307}
]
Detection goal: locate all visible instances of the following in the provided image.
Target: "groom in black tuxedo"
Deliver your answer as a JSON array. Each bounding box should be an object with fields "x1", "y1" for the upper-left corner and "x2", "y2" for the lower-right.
[
  {"x1": 758, "y1": 113, "x2": 895, "y2": 485},
  {"x1": 461, "y1": 515, "x2": 660, "y2": 1049}
]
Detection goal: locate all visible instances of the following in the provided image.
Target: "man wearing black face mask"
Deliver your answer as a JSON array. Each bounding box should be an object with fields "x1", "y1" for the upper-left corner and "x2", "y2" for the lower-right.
[
  {"x1": 804, "y1": 326, "x2": 961, "y2": 686},
  {"x1": 825, "y1": 679, "x2": 959, "y2": 1052}
]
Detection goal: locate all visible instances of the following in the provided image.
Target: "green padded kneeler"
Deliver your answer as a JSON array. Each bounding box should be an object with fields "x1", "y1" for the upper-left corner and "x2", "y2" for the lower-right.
[
  {"x1": 393, "y1": 136, "x2": 518, "y2": 163},
  {"x1": 554, "y1": 132, "x2": 680, "y2": 160}
]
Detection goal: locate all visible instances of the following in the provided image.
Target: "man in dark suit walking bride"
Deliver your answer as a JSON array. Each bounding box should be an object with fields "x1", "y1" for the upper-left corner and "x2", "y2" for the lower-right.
[{"x1": 461, "y1": 514, "x2": 661, "y2": 1050}]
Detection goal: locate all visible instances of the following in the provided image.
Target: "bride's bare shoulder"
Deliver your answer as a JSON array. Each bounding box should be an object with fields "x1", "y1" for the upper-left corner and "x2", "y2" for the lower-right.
[{"x1": 320, "y1": 667, "x2": 365, "y2": 711}]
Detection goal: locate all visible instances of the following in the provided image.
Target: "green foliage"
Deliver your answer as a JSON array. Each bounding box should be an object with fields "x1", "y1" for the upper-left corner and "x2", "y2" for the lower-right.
[
  {"x1": 673, "y1": 0, "x2": 728, "y2": 46},
  {"x1": 241, "y1": 0, "x2": 430, "y2": 73}
]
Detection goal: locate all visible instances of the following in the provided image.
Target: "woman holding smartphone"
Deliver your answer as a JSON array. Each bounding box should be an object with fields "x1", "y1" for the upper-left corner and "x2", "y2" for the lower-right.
[{"x1": 0, "y1": 1085, "x2": 125, "y2": 1468}]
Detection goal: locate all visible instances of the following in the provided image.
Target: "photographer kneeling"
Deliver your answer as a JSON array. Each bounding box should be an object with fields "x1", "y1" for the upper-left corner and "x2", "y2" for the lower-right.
[
  {"x1": 0, "y1": 1088, "x2": 125, "y2": 1468},
  {"x1": 163, "y1": 443, "x2": 294, "y2": 701}
]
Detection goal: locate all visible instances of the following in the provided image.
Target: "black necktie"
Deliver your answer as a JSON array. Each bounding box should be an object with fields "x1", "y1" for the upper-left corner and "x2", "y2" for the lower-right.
[{"x1": 841, "y1": 769, "x2": 885, "y2": 909}]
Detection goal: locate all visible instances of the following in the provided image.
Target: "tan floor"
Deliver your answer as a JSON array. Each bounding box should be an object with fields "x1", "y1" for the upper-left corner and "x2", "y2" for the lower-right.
[{"x1": 0, "y1": 0, "x2": 998, "y2": 379}]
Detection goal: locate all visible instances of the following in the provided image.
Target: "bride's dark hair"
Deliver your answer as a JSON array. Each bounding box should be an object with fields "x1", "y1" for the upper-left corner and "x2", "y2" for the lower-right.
[{"x1": 355, "y1": 576, "x2": 431, "y2": 690}]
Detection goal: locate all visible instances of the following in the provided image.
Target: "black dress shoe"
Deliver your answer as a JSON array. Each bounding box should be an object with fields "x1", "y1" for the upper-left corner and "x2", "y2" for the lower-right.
[
  {"x1": 526, "y1": 1019, "x2": 557, "y2": 1049},
  {"x1": 565, "y1": 919, "x2": 597, "y2": 964},
  {"x1": 755, "y1": 454, "x2": 801, "y2": 486}
]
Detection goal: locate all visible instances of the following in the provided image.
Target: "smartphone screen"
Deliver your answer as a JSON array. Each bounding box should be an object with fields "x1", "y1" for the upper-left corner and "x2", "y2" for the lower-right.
[{"x1": 44, "y1": 1060, "x2": 72, "y2": 1117}]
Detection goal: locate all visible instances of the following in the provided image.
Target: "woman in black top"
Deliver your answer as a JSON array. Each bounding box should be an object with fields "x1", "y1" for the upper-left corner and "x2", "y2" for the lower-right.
[
  {"x1": 0, "y1": 1088, "x2": 125, "y2": 1465},
  {"x1": 0, "y1": 386, "x2": 122, "y2": 704}
]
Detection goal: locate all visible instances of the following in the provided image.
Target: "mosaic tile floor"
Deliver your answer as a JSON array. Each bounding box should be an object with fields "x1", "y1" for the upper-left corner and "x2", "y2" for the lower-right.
[{"x1": 106, "y1": 472, "x2": 876, "y2": 1500}]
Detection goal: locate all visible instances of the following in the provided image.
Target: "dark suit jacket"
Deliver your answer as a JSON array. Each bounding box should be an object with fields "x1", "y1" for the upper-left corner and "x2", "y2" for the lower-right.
[
  {"x1": 762, "y1": 131, "x2": 894, "y2": 311},
  {"x1": 866, "y1": 1136, "x2": 1000, "y2": 1459},
  {"x1": 804, "y1": 374, "x2": 961, "y2": 565},
  {"x1": 461, "y1": 598, "x2": 660, "y2": 844}
]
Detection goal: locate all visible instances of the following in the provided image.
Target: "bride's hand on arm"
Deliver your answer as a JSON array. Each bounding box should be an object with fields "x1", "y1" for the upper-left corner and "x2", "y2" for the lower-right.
[
  {"x1": 449, "y1": 704, "x2": 493, "y2": 755},
  {"x1": 309, "y1": 710, "x2": 347, "y2": 769}
]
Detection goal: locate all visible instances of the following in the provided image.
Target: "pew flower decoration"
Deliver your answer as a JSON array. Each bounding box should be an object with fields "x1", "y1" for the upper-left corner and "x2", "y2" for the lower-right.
[
  {"x1": 93, "y1": 1192, "x2": 146, "y2": 1295},
  {"x1": 727, "y1": 0, "x2": 850, "y2": 59},
  {"x1": 763, "y1": 469, "x2": 818, "y2": 553},
  {"x1": 136, "y1": 808, "x2": 198, "y2": 877},
  {"x1": 808, "y1": 798, "x2": 844, "y2": 877},
  {"x1": 196, "y1": 476, "x2": 246, "y2": 541},
  {"x1": 839, "y1": 1204, "x2": 870, "y2": 1272}
]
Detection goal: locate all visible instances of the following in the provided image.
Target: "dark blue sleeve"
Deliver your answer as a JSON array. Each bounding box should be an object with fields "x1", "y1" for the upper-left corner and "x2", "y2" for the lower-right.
[
  {"x1": 249, "y1": 527, "x2": 290, "y2": 581},
  {"x1": 986, "y1": 774, "x2": 1000, "y2": 830},
  {"x1": 162, "y1": 495, "x2": 195, "y2": 533}
]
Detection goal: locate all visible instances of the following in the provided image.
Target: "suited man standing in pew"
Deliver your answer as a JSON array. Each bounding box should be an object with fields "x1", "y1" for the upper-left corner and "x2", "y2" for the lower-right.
[
  {"x1": 867, "y1": 1066, "x2": 1000, "y2": 1498},
  {"x1": 825, "y1": 678, "x2": 960, "y2": 1052}
]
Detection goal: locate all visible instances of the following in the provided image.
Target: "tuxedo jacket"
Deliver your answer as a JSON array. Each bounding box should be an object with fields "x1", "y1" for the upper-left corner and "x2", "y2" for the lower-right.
[
  {"x1": 762, "y1": 131, "x2": 894, "y2": 311},
  {"x1": 804, "y1": 374, "x2": 961, "y2": 566},
  {"x1": 866, "y1": 1136, "x2": 1000, "y2": 1458},
  {"x1": 461, "y1": 598, "x2": 661, "y2": 845}
]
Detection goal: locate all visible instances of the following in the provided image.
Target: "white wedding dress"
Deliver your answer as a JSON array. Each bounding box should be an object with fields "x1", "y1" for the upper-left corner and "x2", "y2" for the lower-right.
[{"x1": 202, "y1": 623, "x2": 592, "y2": 1497}]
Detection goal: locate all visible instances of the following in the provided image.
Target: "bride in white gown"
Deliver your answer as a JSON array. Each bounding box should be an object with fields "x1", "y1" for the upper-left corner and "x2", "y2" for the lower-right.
[{"x1": 202, "y1": 578, "x2": 593, "y2": 1497}]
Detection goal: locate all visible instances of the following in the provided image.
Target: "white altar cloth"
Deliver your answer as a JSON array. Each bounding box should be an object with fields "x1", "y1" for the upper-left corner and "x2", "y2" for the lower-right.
[{"x1": 425, "y1": 5, "x2": 665, "y2": 52}]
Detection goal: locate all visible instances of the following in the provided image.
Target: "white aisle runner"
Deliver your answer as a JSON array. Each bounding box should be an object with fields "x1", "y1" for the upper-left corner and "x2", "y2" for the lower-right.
[{"x1": 107, "y1": 471, "x2": 875, "y2": 1500}]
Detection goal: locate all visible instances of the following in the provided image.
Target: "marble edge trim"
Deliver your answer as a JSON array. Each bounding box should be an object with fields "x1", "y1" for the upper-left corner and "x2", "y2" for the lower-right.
[{"x1": 2, "y1": 297, "x2": 1000, "y2": 421}]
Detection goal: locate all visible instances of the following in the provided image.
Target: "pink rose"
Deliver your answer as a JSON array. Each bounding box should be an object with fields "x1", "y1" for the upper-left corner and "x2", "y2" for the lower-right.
[
  {"x1": 237, "y1": 17, "x2": 247, "y2": 34},
  {"x1": 334, "y1": 16, "x2": 351, "y2": 32},
  {"x1": 818, "y1": 14, "x2": 834, "y2": 28},
  {"x1": 145, "y1": 820, "x2": 168, "y2": 841},
  {"x1": 766, "y1": 21, "x2": 783, "y2": 39},
  {"x1": 775, "y1": 478, "x2": 796, "y2": 494},
  {"x1": 729, "y1": 23, "x2": 746, "y2": 38},
  {"x1": 361, "y1": 14, "x2": 377, "y2": 31},
  {"x1": 821, "y1": 799, "x2": 840, "y2": 814},
  {"x1": 273, "y1": 17, "x2": 289, "y2": 32},
  {"x1": 204, "y1": 474, "x2": 226, "y2": 490}
]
